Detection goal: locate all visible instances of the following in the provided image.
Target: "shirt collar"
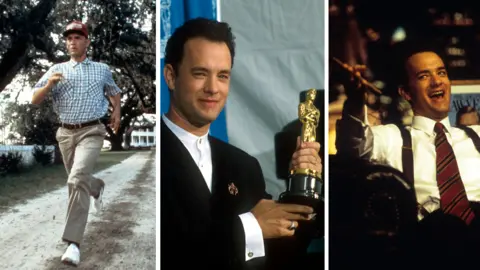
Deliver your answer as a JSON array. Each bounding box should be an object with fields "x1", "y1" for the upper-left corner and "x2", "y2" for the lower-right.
[
  {"x1": 411, "y1": 115, "x2": 452, "y2": 136},
  {"x1": 161, "y1": 114, "x2": 209, "y2": 144},
  {"x1": 69, "y1": 57, "x2": 91, "y2": 67}
]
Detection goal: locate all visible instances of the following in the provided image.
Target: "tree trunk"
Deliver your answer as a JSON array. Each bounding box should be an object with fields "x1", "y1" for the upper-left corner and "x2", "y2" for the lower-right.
[
  {"x1": 54, "y1": 144, "x2": 63, "y2": 164},
  {"x1": 124, "y1": 132, "x2": 131, "y2": 149},
  {"x1": 109, "y1": 133, "x2": 124, "y2": 151}
]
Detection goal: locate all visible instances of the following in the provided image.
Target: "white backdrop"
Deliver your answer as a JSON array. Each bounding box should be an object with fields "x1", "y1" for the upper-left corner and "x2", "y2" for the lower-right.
[{"x1": 221, "y1": 0, "x2": 325, "y2": 198}]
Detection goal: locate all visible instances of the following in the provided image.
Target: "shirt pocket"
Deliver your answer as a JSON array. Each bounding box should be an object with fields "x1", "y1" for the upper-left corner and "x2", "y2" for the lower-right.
[
  {"x1": 52, "y1": 81, "x2": 73, "y2": 111},
  {"x1": 52, "y1": 81, "x2": 72, "y2": 101},
  {"x1": 86, "y1": 79, "x2": 105, "y2": 100}
]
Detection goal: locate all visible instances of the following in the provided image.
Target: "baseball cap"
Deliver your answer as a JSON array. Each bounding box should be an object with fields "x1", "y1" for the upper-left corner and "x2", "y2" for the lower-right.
[{"x1": 63, "y1": 20, "x2": 88, "y2": 38}]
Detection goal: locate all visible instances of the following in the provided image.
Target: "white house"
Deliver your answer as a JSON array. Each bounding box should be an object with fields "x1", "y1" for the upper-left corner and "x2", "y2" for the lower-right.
[{"x1": 127, "y1": 113, "x2": 156, "y2": 148}]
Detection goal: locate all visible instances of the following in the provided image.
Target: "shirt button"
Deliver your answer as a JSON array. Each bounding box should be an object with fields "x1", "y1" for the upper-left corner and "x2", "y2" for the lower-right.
[{"x1": 248, "y1": 252, "x2": 253, "y2": 258}]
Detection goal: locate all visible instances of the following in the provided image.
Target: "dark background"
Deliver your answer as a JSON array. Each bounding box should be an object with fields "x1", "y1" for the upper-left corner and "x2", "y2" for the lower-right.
[{"x1": 330, "y1": 0, "x2": 480, "y2": 98}]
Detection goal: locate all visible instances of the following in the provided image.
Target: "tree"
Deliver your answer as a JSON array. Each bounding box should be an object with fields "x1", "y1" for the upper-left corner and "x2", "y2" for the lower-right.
[
  {"x1": 3, "y1": 96, "x2": 58, "y2": 145},
  {"x1": 0, "y1": 0, "x2": 58, "y2": 93},
  {"x1": 84, "y1": 0, "x2": 156, "y2": 150},
  {"x1": 0, "y1": 0, "x2": 156, "y2": 151}
]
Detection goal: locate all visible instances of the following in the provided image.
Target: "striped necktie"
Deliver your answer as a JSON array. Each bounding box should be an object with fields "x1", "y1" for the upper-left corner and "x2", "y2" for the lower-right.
[{"x1": 434, "y1": 122, "x2": 475, "y2": 224}]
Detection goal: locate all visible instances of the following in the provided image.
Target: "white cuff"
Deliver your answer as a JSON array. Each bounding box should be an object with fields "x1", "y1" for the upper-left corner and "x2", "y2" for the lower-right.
[
  {"x1": 364, "y1": 104, "x2": 369, "y2": 125},
  {"x1": 238, "y1": 212, "x2": 265, "y2": 261},
  {"x1": 347, "y1": 112, "x2": 368, "y2": 127}
]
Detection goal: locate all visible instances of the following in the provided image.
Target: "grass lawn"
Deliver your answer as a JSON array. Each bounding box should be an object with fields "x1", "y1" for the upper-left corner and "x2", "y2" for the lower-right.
[{"x1": 0, "y1": 150, "x2": 137, "y2": 212}]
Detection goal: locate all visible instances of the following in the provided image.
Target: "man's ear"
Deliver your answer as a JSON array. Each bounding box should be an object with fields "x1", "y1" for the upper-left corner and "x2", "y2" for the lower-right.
[
  {"x1": 398, "y1": 85, "x2": 411, "y2": 101},
  {"x1": 163, "y1": 64, "x2": 176, "y2": 91}
]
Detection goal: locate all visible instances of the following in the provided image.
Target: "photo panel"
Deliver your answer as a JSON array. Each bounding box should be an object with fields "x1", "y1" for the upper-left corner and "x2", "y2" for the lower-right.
[
  {"x1": 329, "y1": 1, "x2": 480, "y2": 269},
  {"x1": 160, "y1": 0, "x2": 327, "y2": 269},
  {"x1": 0, "y1": 1, "x2": 156, "y2": 269}
]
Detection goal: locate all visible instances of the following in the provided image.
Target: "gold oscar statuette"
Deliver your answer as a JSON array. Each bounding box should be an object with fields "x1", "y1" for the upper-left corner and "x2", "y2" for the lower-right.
[{"x1": 279, "y1": 89, "x2": 322, "y2": 208}]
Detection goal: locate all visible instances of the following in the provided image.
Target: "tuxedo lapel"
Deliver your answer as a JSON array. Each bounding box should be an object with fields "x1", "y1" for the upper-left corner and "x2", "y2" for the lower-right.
[
  {"x1": 209, "y1": 136, "x2": 248, "y2": 215},
  {"x1": 161, "y1": 120, "x2": 211, "y2": 215},
  {"x1": 209, "y1": 136, "x2": 222, "y2": 195},
  {"x1": 209, "y1": 137, "x2": 234, "y2": 197}
]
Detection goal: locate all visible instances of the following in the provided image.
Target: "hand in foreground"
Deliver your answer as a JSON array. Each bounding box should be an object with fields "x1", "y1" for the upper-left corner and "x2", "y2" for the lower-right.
[
  {"x1": 251, "y1": 199, "x2": 314, "y2": 239},
  {"x1": 47, "y1": 72, "x2": 64, "y2": 86},
  {"x1": 290, "y1": 136, "x2": 322, "y2": 176},
  {"x1": 109, "y1": 108, "x2": 120, "y2": 134}
]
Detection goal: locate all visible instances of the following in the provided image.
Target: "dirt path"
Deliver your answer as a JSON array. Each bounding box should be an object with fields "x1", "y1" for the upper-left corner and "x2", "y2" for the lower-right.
[{"x1": 0, "y1": 151, "x2": 156, "y2": 270}]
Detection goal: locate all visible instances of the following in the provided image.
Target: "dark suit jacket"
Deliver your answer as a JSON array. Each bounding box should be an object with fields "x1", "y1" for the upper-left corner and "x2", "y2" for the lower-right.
[{"x1": 161, "y1": 119, "x2": 274, "y2": 269}]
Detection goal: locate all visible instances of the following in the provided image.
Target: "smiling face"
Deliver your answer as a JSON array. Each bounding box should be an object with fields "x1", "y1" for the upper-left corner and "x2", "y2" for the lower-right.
[
  {"x1": 400, "y1": 52, "x2": 451, "y2": 121},
  {"x1": 164, "y1": 37, "x2": 231, "y2": 132}
]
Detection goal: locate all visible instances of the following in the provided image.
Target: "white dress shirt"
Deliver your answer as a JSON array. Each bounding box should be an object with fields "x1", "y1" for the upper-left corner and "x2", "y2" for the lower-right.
[
  {"x1": 366, "y1": 115, "x2": 480, "y2": 218},
  {"x1": 162, "y1": 114, "x2": 265, "y2": 261}
]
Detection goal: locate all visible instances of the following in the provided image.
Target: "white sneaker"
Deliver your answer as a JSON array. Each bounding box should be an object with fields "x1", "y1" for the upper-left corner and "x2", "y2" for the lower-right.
[
  {"x1": 61, "y1": 243, "x2": 80, "y2": 266},
  {"x1": 94, "y1": 186, "x2": 104, "y2": 213}
]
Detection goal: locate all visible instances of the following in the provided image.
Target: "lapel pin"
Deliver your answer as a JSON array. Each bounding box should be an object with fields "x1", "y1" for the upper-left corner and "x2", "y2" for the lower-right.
[{"x1": 228, "y1": 182, "x2": 238, "y2": 196}]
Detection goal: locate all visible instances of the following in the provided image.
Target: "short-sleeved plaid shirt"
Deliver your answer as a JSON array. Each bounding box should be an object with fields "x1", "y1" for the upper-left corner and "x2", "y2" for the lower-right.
[{"x1": 33, "y1": 58, "x2": 122, "y2": 124}]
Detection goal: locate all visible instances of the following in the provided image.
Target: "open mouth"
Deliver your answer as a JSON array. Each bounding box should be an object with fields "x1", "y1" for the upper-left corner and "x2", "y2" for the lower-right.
[{"x1": 429, "y1": 90, "x2": 445, "y2": 100}]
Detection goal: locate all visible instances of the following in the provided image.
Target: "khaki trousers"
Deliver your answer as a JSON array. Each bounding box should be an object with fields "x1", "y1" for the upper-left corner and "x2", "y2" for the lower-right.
[{"x1": 56, "y1": 123, "x2": 105, "y2": 245}]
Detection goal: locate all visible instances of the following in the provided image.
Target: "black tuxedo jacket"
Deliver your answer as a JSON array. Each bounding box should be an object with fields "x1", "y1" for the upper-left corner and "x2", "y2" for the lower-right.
[{"x1": 161, "y1": 119, "x2": 275, "y2": 269}]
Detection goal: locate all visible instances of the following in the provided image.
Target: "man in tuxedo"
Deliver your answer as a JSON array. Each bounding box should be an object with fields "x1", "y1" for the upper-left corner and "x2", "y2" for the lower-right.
[
  {"x1": 161, "y1": 18, "x2": 323, "y2": 269},
  {"x1": 335, "y1": 41, "x2": 480, "y2": 268}
]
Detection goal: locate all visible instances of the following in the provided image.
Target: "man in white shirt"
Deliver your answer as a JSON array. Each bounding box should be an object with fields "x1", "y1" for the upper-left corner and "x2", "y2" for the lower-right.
[
  {"x1": 161, "y1": 18, "x2": 323, "y2": 270},
  {"x1": 335, "y1": 41, "x2": 480, "y2": 268}
]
